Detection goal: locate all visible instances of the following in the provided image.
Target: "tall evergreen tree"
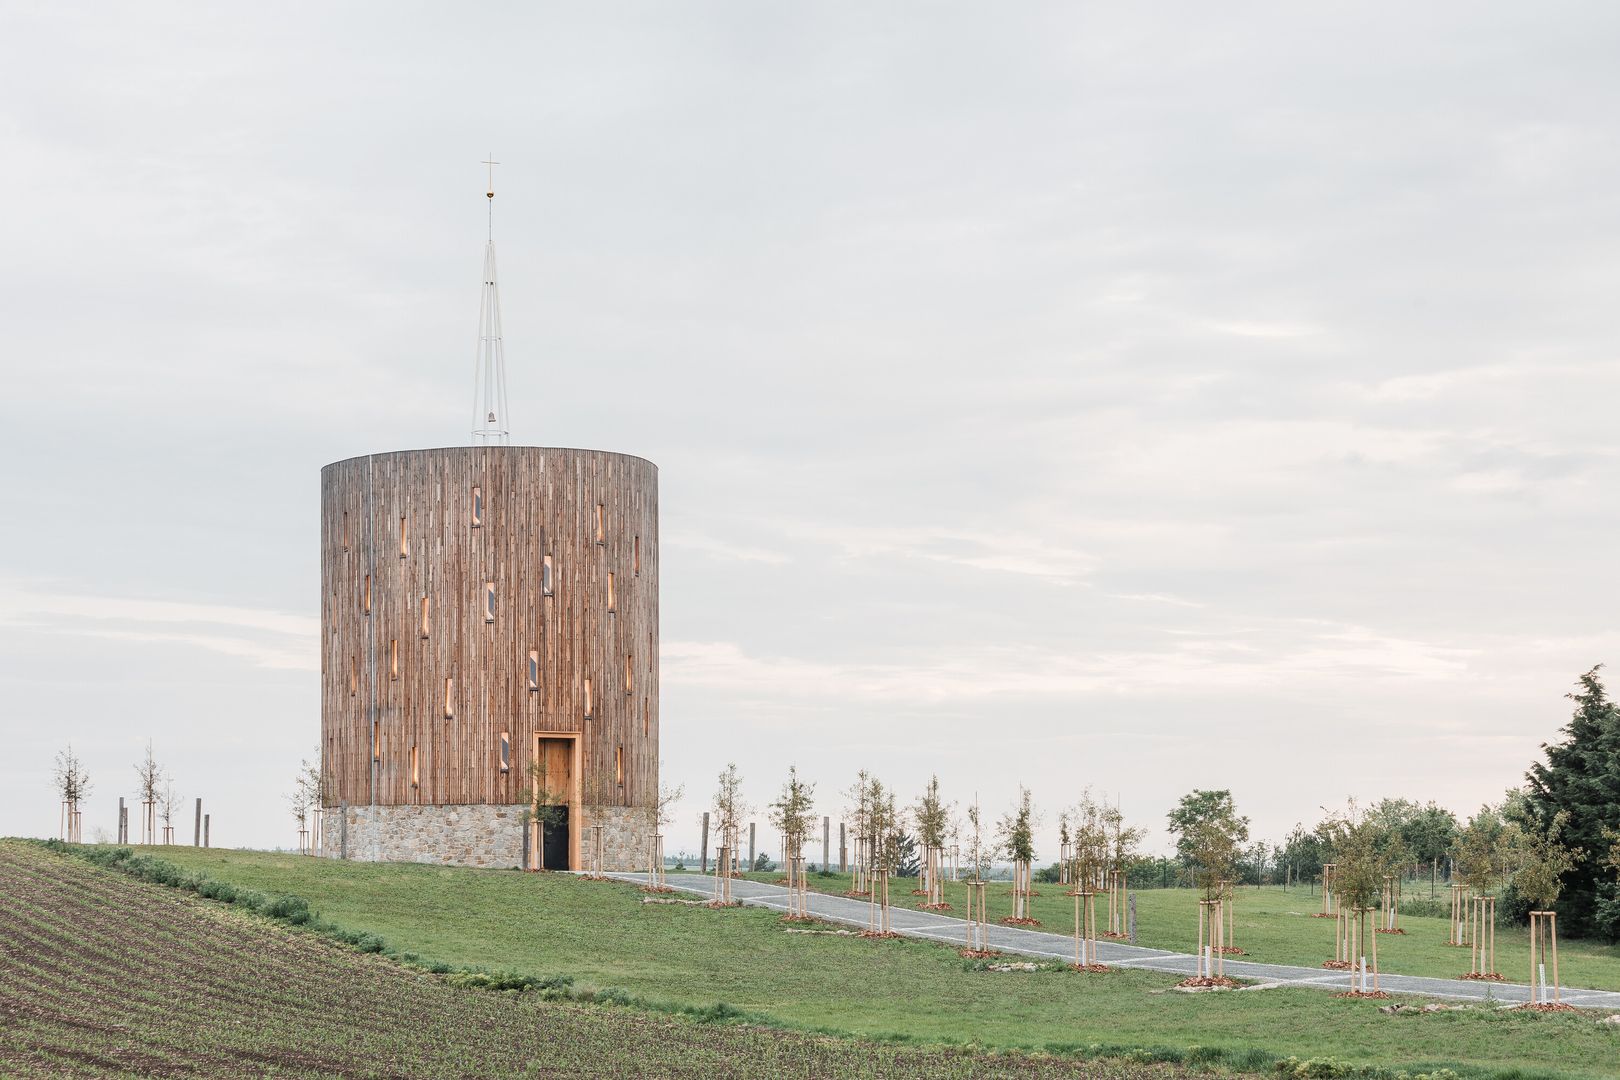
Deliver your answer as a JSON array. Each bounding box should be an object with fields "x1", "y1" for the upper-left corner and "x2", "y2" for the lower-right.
[{"x1": 1525, "y1": 666, "x2": 1620, "y2": 938}]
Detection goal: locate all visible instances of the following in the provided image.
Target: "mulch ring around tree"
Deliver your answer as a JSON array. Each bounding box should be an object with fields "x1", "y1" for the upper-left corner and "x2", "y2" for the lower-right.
[
  {"x1": 842, "y1": 891, "x2": 871, "y2": 899},
  {"x1": 1101, "y1": 931, "x2": 1129, "y2": 940},
  {"x1": 1460, "y1": 972, "x2": 1507, "y2": 981},
  {"x1": 998, "y1": 917, "x2": 1042, "y2": 927},
  {"x1": 1322, "y1": 960, "x2": 1353, "y2": 970},
  {"x1": 1519, "y1": 1002, "x2": 1579, "y2": 1012},
  {"x1": 1335, "y1": 990, "x2": 1392, "y2": 1000},
  {"x1": 1310, "y1": 913, "x2": 1336, "y2": 919},
  {"x1": 1069, "y1": 963, "x2": 1111, "y2": 973},
  {"x1": 1375, "y1": 928, "x2": 1407, "y2": 935},
  {"x1": 1175, "y1": 976, "x2": 1240, "y2": 990},
  {"x1": 778, "y1": 914, "x2": 820, "y2": 925},
  {"x1": 1214, "y1": 946, "x2": 1246, "y2": 955},
  {"x1": 639, "y1": 885, "x2": 679, "y2": 895},
  {"x1": 704, "y1": 900, "x2": 743, "y2": 909},
  {"x1": 959, "y1": 948, "x2": 1001, "y2": 959},
  {"x1": 919, "y1": 902, "x2": 953, "y2": 911},
  {"x1": 859, "y1": 930, "x2": 904, "y2": 940}
]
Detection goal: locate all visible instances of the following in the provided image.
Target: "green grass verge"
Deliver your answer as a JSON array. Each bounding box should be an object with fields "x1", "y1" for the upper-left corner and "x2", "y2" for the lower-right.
[{"x1": 70, "y1": 843, "x2": 1620, "y2": 1080}]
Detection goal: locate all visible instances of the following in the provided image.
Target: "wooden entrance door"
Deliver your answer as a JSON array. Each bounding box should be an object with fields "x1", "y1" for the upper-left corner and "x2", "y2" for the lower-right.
[{"x1": 532, "y1": 736, "x2": 575, "y2": 870}]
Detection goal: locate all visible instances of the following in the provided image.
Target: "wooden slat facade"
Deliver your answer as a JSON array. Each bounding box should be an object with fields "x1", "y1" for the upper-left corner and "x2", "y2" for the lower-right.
[{"x1": 321, "y1": 447, "x2": 659, "y2": 841}]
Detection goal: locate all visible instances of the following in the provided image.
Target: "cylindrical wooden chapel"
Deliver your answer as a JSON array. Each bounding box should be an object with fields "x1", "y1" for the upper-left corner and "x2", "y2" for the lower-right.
[{"x1": 320, "y1": 446, "x2": 658, "y2": 870}]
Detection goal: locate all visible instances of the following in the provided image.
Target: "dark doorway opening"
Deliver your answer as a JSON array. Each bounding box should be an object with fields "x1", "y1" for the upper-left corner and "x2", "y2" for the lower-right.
[{"x1": 539, "y1": 805, "x2": 570, "y2": 871}]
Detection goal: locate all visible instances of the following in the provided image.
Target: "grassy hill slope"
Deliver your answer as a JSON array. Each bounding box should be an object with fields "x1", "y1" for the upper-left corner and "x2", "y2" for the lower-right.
[{"x1": 0, "y1": 840, "x2": 1183, "y2": 1080}]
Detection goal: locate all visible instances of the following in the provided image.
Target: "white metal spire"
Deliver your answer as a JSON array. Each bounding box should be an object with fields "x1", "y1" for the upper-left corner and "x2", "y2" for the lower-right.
[{"x1": 471, "y1": 153, "x2": 510, "y2": 445}]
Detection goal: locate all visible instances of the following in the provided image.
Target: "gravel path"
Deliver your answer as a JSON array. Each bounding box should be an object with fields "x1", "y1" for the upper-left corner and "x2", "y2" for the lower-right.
[{"x1": 611, "y1": 872, "x2": 1620, "y2": 1009}]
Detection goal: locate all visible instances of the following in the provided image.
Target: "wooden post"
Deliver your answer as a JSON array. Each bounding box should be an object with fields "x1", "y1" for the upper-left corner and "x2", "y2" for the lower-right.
[
  {"x1": 1106, "y1": 870, "x2": 1116, "y2": 934},
  {"x1": 713, "y1": 845, "x2": 728, "y2": 904},
  {"x1": 1371, "y1": 906, "x2": 1379, "y2": 990},
  {"x1": 1484, "y1": 896, "x2": 1496, "y2": 976},
  {"x1": 1219, "y1": 879, "x2": 1235, "y2": 953},
  {"x1": 748, "y1": 821, "x2": 756, "y2": 874},
  {"x1": 203, "y1": 814, "x2": 210, "y2": 847},
  {"x1": 1072, "y1": 888, "x2": 1082, "y2": 966},
  {"x1": 838, "y1": 822, "x2": 846, "y2": 873},
  {"x1": 964, "y1": 878, "x2": 988, "y2": 952},
  {"x1": 1550, "y1": 912, "x2": 1561, "y2": 1003},
  {"x1": 700, "y1": 812, "x2": 709, "y2": 875},
  {"x1": 648, "y1": 833, "x2": 665, "y2": 888},
  {"x1": 1534, "y1": 911, "x2": 1562, "y2": 1003},
  {"x1": 117, "y1": 798, "x2": 126, "y2": 844},
  {"x1": 1128, "y1": 890, "x2": 1137, "y2": 945},
  {"x1": 1196, "y1": 899, "x2": 1208, "y2": 977},
  {"x1": 194, "y1": 798, "x2": 202, "y2": 847},
  {"x1": 822, "y1": 816, "x2": 830, "y2": 872}
]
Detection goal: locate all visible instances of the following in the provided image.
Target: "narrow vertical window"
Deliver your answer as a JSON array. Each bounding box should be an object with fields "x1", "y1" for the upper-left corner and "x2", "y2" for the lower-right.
[
  {"x1": 584, "y1": 678, "x2": 592, "y2": 719},
  {"x1": 472, "y1": 485, "x2": 483, "y2": 528},
  {"x1": 633, "y1": 535, "x2": 640, "y2": 576},
  {"x1": 485, "y1": 581, "x2": 496, "y2": 623},
  {"x1": 499, "y1": 731, "x2": 511, "y2": 773},
  {"x1": 363, "y1": 574, "x2": 371, "y2": 615},
  {"x1": 606, "y1": 573, "x2": 615, "y2": 613},
  {"x1": 399, "y1": 516, "x2": 409, "y2": 559},
  {"x1": 342, "y1": 512, "x2": 350, "y2": 552},
  {"x1": 390, "y1": 639, "x2": 399, "y2": 681},
  {"x1": 372, "y1": 719, "x2": 381, "y2": 762},
  {"x1": 625, "y1": 652, "x2": 633, "y2": 695},
  {"x1": 444, "y1": 676, "x2": 454, "y2": 719},
  {"x1": 410, "y1": 745, "x2": 420, "y2": 787},
  {"x1": 643, "y1": 699, "x2": 649, "y2": 738},
  {"x1": 350, "y1": 659, "x2": 357, "y2": 696},
  {"x1": 528, "y1": 649, "x2": 540, "y2": 691},
  {"x1": 595, "y1": 503, "x2": 605, "y2": 544},
  {"x1": 542, "y1": 554, "x2": 554, "y2": 597},
  {"x1": 420, "y1": 596, "x2": 430, "y2": 638},
  {"x1": 615, "y1": 745, "x2": 624, "y2": 786}
]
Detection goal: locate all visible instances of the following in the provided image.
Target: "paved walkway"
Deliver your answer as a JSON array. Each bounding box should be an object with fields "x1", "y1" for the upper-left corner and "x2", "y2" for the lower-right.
[{"x1": 610, "y1": 872, "x2": 1620, "y2": 1010}]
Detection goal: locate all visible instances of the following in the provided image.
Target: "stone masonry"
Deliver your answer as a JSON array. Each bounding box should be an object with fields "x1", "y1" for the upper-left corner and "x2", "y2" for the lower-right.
[{"x1": 322, "y1": 803, "x2": 654, "y2": 871}]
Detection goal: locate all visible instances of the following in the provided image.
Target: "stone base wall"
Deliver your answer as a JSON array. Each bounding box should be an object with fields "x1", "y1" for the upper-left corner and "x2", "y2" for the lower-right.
[
  {"x1": 584, "y1": 805, "x2": 657, "y2": 873},
  {"x1": 320, "y1": 803, "x2": 654, "y2": 872}
]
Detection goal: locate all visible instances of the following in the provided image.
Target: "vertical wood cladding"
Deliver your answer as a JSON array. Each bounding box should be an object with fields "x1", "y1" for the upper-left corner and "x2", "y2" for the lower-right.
[{"x1": 321, "y1": 447, "x2": 658, "y2": 816}]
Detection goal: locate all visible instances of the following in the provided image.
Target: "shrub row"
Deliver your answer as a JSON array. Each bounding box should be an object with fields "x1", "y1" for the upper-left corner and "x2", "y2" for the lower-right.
[{"x1": 1042, "y1": 1041, "x2": 1468, "y2": 1080}]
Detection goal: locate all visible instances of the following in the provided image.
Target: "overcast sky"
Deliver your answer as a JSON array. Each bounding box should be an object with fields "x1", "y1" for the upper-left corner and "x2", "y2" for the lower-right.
[{"x1": 3, "y1": 2, "x2": 1618, "y2": 861}]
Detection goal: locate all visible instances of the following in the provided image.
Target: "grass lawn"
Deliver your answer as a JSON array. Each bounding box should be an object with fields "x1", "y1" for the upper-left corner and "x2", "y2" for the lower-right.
[
  {"x1": 134, "y1": 845, "x2": 1620, "y2": 1079},
  {"x1": 739, "y1": 869, "x2": 1620, "y2": 992}
]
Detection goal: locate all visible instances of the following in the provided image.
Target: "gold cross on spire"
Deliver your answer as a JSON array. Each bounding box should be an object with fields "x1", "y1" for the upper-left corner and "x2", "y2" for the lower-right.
[{"x1": 483, "y1": 154, "x2": 499, "y2": 199}]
